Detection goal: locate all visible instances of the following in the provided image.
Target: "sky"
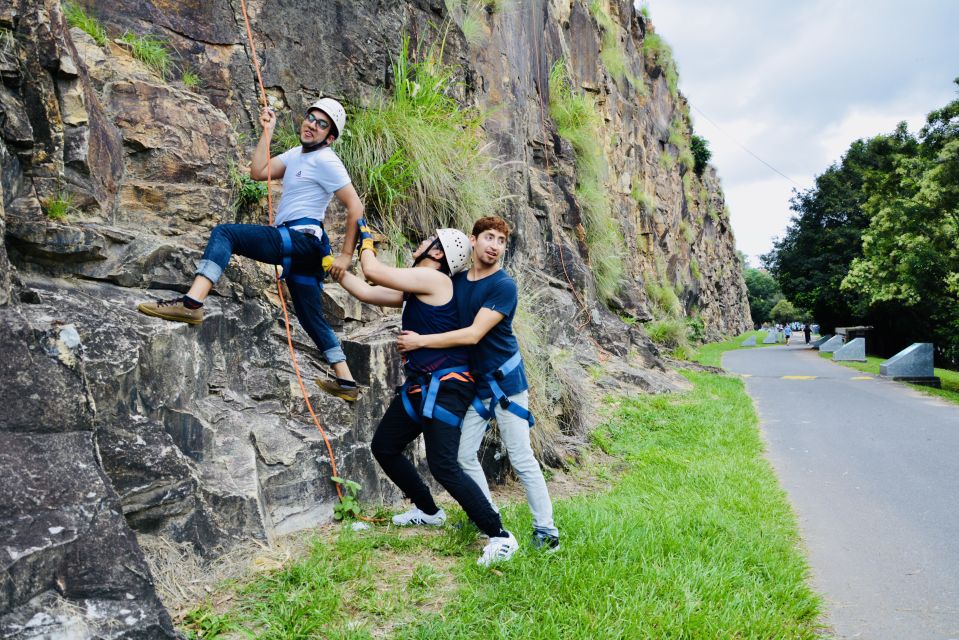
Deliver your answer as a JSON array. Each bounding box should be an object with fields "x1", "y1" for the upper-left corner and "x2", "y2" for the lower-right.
[{"x1": 646, "y1": 0, "x2": 959, "y2": 266}]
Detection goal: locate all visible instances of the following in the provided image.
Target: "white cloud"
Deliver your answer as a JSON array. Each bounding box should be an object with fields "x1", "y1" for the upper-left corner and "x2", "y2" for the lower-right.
[{"x1": 646, "y1": 0, "x2": 959, "y2": 258}]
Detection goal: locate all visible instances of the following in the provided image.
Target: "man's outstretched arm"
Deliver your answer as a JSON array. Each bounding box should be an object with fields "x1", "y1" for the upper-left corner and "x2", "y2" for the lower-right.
[{"x1": 396, "y1": 308, "x2": 504, "y2": 352}]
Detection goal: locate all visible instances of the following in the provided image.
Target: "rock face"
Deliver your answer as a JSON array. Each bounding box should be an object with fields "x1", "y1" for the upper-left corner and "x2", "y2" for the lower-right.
[{"x1": 0, "y1": 0, "x2": 750, "y2": 631}]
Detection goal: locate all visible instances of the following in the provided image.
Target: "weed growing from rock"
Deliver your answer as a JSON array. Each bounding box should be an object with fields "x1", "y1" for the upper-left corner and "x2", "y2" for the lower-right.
[
  {"x1": 63, "y1": 2, "x2": 108, "y2": 47},
  {"x1": 588, "y1": 0, "x2": 641, "y2": 91},
  {"x1": 42, "y1": 191, "x2": 75, "y2": 221},
  {"x1": 119, "y1": 32, "x2": 171, "y2": 79}
]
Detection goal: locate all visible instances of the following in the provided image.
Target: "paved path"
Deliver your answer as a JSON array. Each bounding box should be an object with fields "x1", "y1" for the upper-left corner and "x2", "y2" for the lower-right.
[{"x1": 723, "y1": 343, "x2": 959, "y2": 640}]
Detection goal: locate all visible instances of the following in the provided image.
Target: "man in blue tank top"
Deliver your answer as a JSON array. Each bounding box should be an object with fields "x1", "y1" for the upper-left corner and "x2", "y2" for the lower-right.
[
  {"x1": 137, "y1": 99, "x2": 361, "y2": 401},
  {"x1": 334, "y1": 221, "x2": 519, "y2": 567},
  {"x1": 397, "y1": 216, "x2": 560, "y2": 552}
]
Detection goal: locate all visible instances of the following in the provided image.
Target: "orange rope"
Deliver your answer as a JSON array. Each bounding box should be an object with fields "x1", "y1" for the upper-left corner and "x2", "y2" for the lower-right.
[{"x1": 237, "y1": 0, "x2": 343, "y2": 501}]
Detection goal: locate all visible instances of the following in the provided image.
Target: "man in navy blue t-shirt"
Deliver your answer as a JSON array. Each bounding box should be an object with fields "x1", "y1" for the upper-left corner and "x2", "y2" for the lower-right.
[{"x1": 397, "y1": 216, "x2": 560, "y2": 551}]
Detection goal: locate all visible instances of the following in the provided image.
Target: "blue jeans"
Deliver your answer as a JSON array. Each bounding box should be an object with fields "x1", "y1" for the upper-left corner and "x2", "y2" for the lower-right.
[{"x1": 195, "y1": 223, "x2": 345, "y2": 364}]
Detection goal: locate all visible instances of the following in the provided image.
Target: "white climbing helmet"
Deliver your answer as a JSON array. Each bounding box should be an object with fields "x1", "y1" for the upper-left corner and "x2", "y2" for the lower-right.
[
  {"x1": 436, "y1": 228, "x2": 472, "y2": 275},
  {"x1": 306, "y1": 97, "x2": 346, "y2": 138}
]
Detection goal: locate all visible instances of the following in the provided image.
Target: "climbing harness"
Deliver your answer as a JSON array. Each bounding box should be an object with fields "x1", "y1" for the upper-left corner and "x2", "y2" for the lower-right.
[
  {"x1": 401, "y1": 367, "x2": 475, "y2": 428},
  {"x1": 277, "y1": 217, "x2": 333, "y2": 286},
  {"x1": 471, "y1": 351, "x2": 535, "y2": 427},
  {"x1": 237, "y1": 0, "x2": 347, "y2": 503}
]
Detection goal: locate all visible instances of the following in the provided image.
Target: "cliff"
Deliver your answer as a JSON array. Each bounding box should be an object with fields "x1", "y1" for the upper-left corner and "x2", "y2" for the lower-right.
[{"x1": 0, "y1": 0, "x2": 750, "y2": 634}]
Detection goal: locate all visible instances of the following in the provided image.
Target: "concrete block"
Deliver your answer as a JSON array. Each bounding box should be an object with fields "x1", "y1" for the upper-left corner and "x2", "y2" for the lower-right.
[
  {"x1": 741, "y1": 335, "x2": 757, "y2": 347},
  {"x1": 880, "y1": 343, "x2": 940, "y2": 387},
  {"x1": 810, "y1": 334, "x2": 832, "y2": 349},
  {"x1": 818, "y1": 335, "x2": 845, "y2": 353},
  {"x1": 833, "y1": 337, "x2": 866, "y2": 361},
  {"x1": 762, "y1": 330, "x2": 777, "y2": 344}
]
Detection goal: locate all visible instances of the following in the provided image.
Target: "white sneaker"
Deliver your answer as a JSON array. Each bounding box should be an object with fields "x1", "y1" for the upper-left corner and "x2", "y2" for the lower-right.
[
  {"x1": 392, "y1": 506, "x2": 447, "y2": 527},
  {"x1": 477, "y1": 531, "x2": 519, "y2": 567}
]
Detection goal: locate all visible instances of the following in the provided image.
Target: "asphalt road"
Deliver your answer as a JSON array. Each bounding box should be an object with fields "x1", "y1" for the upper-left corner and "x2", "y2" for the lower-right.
[{"x1": 723, "y1": 342, "x2": 959, "y2": 640}]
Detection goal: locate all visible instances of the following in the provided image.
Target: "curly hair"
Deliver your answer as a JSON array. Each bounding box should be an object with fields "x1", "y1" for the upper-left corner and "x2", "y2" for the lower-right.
[{"x1": 471, "y1": 216, "x2": 511, "y2": 238}]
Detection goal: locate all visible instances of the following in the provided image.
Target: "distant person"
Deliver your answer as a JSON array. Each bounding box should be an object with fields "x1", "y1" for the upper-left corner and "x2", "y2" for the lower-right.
[
  {"x1": 804, "y1": 323, "x2": 811, "y2": 344},
  {"x1": 784, "y1": 325, "x2": 792, "y2": 345}
]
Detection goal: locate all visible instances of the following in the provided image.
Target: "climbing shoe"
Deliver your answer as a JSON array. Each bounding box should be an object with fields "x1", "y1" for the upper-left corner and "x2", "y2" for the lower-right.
[
  {"x1": 315, "y1": 377, "x2": 359, "y2": 402},
  {"x1": 137, "y1": 297, "x2": 203, "y2": 325},
  {"x1": 392, "y1": 506, "x2": 447, "y2": 527},
  {"x1": 532, "y1": 529, "x2": 560, "y2": 552},
  {"x1": 477, "y1": 531, "x2": 519, "y2": 567}
]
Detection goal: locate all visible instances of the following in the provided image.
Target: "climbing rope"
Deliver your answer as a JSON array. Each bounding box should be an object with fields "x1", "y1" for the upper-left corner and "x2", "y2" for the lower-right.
[{"x1": 237, "y1": 0, "x2": 343, "y2": 501}]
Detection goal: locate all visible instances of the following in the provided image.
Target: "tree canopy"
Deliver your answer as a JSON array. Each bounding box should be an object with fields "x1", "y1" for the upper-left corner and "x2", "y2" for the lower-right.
[{"x1": 762, "y1": 80, "x2": 959, "y2": 365}]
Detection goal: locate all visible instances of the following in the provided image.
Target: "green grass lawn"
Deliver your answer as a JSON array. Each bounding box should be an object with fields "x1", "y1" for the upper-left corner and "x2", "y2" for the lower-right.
[
  {"x1": 818, "y1": 353, "x2": 959, "y2": 405},
  {"x1": 693, "y1": 329, "x2": 777, "y2": 367},
  {"x1": 181, "y1": 371, "x2": 823, "y2": 639}
]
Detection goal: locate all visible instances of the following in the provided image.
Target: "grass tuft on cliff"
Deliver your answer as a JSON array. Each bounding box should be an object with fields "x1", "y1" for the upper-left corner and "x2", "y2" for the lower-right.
[
  {"x1": 588, "y1": 0, "x2": 641, "y2": 93},
  {"x1": 642, "y1": 31, "x2": 679, "y2": 99},
  {"x1": 548, "y1": 59, "x2": 624, "y2": 304},
  {"x1": 119, "y1": 32, "x2": 172, "y2": 79},
  {"x1": 63, "y1": 2, "x2": 108, "y2": 47},
  {"x1": 179, "y1": 371, "x2": 823, "y2": 639},
  {"x1": 337, "y1": 36, "x2": 504, "y2": 251}
]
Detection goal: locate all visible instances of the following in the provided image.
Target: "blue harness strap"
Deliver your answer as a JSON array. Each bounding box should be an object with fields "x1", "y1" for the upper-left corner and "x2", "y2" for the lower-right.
[
  {"x1": 474, "y1": 351, "x2": 535, "y2": 428},
  {"x1": 400, "y1": 366, "x2": 472, "y2": 428},
  {"x1": 276, "y1": 217, "x2": 327, "y2": 286}
]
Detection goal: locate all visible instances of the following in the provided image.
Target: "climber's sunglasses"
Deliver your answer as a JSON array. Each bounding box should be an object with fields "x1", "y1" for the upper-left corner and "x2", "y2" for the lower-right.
[{"x1": 305, "y1": 113, "x2": 330, "y2": 130}]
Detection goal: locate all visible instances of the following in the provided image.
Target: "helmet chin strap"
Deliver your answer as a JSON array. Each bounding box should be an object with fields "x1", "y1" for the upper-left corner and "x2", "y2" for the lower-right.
[
  {"x1": 412, "y1": 238, "x2": 443, "y2": 267},
  {"x1": 301, "y1": 138, "x2": 329, "y2": 153}
]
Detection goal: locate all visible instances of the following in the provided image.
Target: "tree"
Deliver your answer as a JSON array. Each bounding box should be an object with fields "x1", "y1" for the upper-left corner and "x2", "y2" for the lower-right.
[
  {"x1": 842, "y1": 82, "x2": 959, "y2": 364},
  {"x1": 743, "y1": 267, "x2": 781, "y2": 326},
  {"x1": 762, "y1": 127, "x2": 916, "y2": 333},
  {"x1": 769, "y1": 299, "x2": 799, "y2": 325},
  {"x1": 690, "y1": 134, "x2": 711, "y2": 177}
]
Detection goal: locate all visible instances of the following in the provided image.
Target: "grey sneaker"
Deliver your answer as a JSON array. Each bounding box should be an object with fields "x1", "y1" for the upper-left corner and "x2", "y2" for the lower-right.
[
  {"x1": 315, "y1": 377, "x2": 359, "y2": 402},
  {"x1": 392, "y1": 506, "x2": 446, "y2": 527},
  {"x1": 137, "y1": 297, "x2": 203, "y2": 325},
  {"x1": 532, "y1": 530, "x2": 560, "y2": 552}
]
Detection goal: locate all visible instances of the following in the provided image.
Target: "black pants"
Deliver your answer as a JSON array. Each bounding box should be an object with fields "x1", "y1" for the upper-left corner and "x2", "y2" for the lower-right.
[{"x1": 371, "y1": 378, "x2": 503, "y2": 537}]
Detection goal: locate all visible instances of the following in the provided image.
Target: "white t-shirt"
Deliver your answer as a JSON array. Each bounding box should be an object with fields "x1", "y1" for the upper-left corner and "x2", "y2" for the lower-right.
[{"x1": 273, "y1": 146, "x2": 351, "y2": 230}]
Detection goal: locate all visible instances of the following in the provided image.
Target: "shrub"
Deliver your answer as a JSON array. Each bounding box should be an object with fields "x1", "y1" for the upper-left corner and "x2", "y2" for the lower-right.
[
  {"x1": 690, "y1": 257, "x2": 701, "y2": 280},
  {"x1": 337, "y1": 36, "x2": 503, "y2": 245},
  {"x1": 691, "y1": 134, "x2": 711, "y2": 176},
  {"x1": 549, "y1": 59, "x2": 624, "y2": 303},
  {"x1": 686, "y1": 315, "x2": 706, "y2": 342},
  {"x1": 119, "y1": 32, "x2": 171, "y2": 79},
  {"x1": 64, "y1": 2, "x2": 108, "y2": 46}
]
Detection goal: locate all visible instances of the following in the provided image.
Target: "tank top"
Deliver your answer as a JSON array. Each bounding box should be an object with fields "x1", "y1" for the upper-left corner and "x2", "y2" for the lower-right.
[{"x1": 401, "y1": 292, "x2": 470, "y2": 374}]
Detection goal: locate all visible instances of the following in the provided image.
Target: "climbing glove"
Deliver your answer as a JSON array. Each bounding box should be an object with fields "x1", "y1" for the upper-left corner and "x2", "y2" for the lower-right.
[{"x1": 357, "y1": 218, "x2": 376, "y2": 255}]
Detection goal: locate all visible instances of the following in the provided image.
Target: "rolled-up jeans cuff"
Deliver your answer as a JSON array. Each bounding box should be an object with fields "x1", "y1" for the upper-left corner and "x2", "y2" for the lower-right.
[
  {"x1": 324, "y1": 346, "x2": 346, "y2": 365},
  {"x1": 195, "y1": 259, "x2": 223, "y2": 284}
]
